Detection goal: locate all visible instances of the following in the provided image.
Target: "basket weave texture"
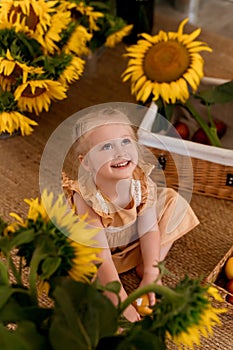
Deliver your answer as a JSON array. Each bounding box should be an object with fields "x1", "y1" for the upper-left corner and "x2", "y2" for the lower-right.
[
  {"x1": 206, "y1": 245, "x2": 233, "y2": 314},
  {"x1": 149, "y1": 148, "x2": 233, "y2": 201}
]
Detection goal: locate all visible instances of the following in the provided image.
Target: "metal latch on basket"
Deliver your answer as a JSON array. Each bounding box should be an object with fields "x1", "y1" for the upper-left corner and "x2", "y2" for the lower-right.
[
  {"x1": 158, "y1": 155, "x2": 167, "y2": 170},
  {"x1": 226, "y1": 174, "x2": 233, "y2": 186}
]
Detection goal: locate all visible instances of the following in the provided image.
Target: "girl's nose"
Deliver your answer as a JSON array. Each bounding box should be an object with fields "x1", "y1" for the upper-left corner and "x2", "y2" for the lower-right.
[{"x1": 114, "y1": 142, "x2": 125, "y2": 157}]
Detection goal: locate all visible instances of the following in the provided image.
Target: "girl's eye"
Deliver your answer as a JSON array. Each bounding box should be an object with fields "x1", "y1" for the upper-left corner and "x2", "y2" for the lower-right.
[
  {"x1": 122, "y1": 138, "x2": 131, "y2": 146},
  {"x1": 102, "y1": 143, "x2": 113, "y2": 151}
]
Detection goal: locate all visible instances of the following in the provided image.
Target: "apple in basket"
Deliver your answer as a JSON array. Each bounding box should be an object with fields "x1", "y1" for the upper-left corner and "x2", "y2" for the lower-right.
[
  {"x1": 191, "y1": 128, "x2": 210, "y2": 144},
  {"x1": 226, "y1": 294, "x2": 233, "y2": 305},
  {"x1": 170, "y1": 121, "x2": 190, "y2": 140},
  {"x1": 226, "y1": 279, "x2": 233, "y2": 293},
  {"x1": 213, "y1": 119, "x2": 227, "y2": 138},
  {"x1": 191, "y1": 119, "x2": 227, "y2": 145},
  {"x1": 226, "y1": 279, "x2": 233, "y2": 305}
]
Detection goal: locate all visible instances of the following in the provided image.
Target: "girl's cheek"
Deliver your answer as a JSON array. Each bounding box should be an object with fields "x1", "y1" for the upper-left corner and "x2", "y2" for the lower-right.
[{"x1": 90, "y1": 153, "x2": 112, "y2": 172}]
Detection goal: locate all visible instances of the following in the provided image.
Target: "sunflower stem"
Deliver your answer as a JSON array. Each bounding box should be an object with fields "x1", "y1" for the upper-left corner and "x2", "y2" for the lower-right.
[
  {"x1": 29, "y1": 268, "x2": 38, "y2": 305},
  {"x1": 207, "y1": 104, "x2": 215, "y2": 128},
  {"x1": 184, "y1": 100, "x2": 222, "y2": 147},
  {"x1": 118, "y1": 283, "x2": 181, "y2": 315}
]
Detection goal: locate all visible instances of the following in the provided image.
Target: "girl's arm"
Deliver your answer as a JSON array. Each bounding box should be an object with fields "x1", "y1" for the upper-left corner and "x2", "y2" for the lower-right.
[
  {"x1": 73, "y1": 193, "x2": 140, "y2": 322},
  {"x1": 97, "y1": 247, "x2": 140, "y2": 322},
  {"x1": 137, "y1": 204, "x2": 161, "y2": 305},
  {"x1": 139, "y1": 230, "x2": 161, "y2": 280}
]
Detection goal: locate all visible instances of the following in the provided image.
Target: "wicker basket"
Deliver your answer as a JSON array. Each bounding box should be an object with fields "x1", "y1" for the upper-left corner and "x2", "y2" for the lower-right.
[
  {"x1": 138, "y1": 77, "x2": 233, "y2": 200},
  {"x1": 206, "y1": 246, "x2": 233, "y2": 313},
  {"x1": 145, "y1": 147, "x2": 233, "y2": 200}
]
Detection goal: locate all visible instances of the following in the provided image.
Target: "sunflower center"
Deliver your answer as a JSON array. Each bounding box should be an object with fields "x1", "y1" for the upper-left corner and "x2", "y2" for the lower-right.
[
  {"x1": 144, "y1": 40, "x2": 190, "y2": 82},
  {"x1": 26, "y1": 5, "x2": 39, "y2": 31},
  {"x1": 0, "y1": 65, "x2": 22, "y2": 87},
  {"x1": 22, "y1": 85, "x2": 46, "y2": 98},
  {"x1": 9, "y1": 5, "x2": 38, "y2": 31}
]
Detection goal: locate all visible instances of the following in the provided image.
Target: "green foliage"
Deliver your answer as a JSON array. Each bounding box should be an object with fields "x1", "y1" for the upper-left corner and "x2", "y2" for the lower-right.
[
  {"x1": 50, "y1": 279, "x2": 118, "y2": 350},
  {"x1": 0, "y1": 210, "x2": 225, "y2": 349},
  {"x1": 195, "y1": 81, "x2": 233, "y2": 105},
  {"x1": 0, "y1": 29, "x2": 41, "y2": 63},
  {"x1": 0, "y1": 91, "x2": 19, "y2": 112}
]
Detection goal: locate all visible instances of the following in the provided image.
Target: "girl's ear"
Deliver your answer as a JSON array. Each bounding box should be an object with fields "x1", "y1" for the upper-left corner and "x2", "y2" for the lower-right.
[{"x1": 78, "y1": 154, "x2": 91, "y2": 171}]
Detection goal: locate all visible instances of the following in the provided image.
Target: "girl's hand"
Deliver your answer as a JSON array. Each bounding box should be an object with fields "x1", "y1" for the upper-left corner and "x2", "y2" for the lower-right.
[
  {"x1": 123, "y1": 304, "x2": 141, "y2": 322},
  {"x1": 139, "y1": 271, "x2": 161, "y2": 306}
]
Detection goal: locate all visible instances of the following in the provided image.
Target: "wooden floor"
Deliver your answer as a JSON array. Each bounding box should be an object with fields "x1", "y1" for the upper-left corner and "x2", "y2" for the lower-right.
[{"x1": 156, "y1": 0, "x2": 233, "y2": 39}]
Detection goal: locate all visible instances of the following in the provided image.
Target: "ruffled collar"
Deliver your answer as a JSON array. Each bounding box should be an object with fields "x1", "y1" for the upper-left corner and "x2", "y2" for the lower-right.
[{"x1": 77, "y1": 162, "x2": 154, "y2": 216}]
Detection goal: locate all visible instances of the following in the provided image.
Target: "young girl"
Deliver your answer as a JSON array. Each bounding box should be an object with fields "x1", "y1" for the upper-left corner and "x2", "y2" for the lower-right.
[{"x1": 62, "y1": 107, "x2": 199, "y2": 322}]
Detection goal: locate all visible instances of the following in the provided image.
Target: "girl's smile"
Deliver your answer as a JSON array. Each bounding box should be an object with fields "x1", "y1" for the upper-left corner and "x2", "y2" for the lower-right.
[
  {"x1": 83, "y1": 124, "x2": 139, "y2": 181},
  {"x1": 111, "y1": 159, "x2": 131, "y2": 168}
]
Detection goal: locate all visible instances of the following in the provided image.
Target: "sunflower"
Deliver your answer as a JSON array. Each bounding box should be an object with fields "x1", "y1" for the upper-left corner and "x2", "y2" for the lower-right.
[
  {"x1": 0, "y1": 110, "x2": 38, "y2": 135},
  {"x1": 0, "y1": 50, "x2": 44, "y2": 90},
  {"x1": 0, "y1": 89, "x2": 38, "y2": 135},
  {"x1": 14, "y1": 79, "x2": 67, "y2": 115},
  {"x1": 63, "y1": 24, "x2": 92, "y2": 56},
  {"x1": 0, "y1": 0, "x2": 57, "y2": 41},
  {"x1": 58, "y1": 0, "x2": 104, "y2": 32},
  {"x1": 122, "y1": 18, "x2": 212, "y2": 104},
  {"x1": 84, "y1": 5, "x2": 105, "y2": 32},
  {"x1": 105, "y1": 24, "x2": 133, "y2": 48},
  {"x1": 7, "y1": 190, "x2": 101, "y2": 284},
  {"x1": 164, "y1": 282, "x2": 226, "y2": 349},
  {"x1": 58, "y1": 56, "x2": 85, "y2": 87},
  {"x1": 38, "y1": 10, "x2": 71, "y2": 55}
]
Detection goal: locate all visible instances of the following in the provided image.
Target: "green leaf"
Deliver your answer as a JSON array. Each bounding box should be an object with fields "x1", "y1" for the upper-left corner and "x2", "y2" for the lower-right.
[
  {"x1": 16, "y1": 320, "x2": 49, "y2": 350},
  {"x1": 116, "y1": 330, "x2": 166, "y2": 350},
  {"x1": 28, "y1": 236, "x2": 56, "y2": 303},
  {"x1": 0, "y1": 321, "x2": 49, "y2": 350},
  {"x1": 10, "y1": 230, "x2": 35, "y2": 249},
  {"x1": 50, "y1": 280, "x2": 118, "y2": 350},
  {"x1": 41, "y1": 256, "x2": 62, "y2": 280},
  {"x1": 20, "y1": 306, "x2": 52, "y2": 325},
  {"x1": 0, "y1": 260, "x2": 9, "y2": 286},
  {"x1": 0, "y1": 323, "x2": 27, "y2": 350},
  {"x1": 0, "y1": 295, "x2": 52, "y2": 324},
  {"x1": 195, "y1": 81, "x2": 233, "y2": 105},
  {"x1": 0, "y1": 286, "x2": 15, "y2": 309},
  {"x1": 0, "y1": 236, "x2": 11, "y2": 255},
  {"x1": 50, "y1": 314, "x2": 88, "y2": 350},
  {"x1": 0, "y1": 298, "x2": 25, "y2": 323},
  {"x1": 104, "y1": 281, "x2": 121, "y2": 294}
]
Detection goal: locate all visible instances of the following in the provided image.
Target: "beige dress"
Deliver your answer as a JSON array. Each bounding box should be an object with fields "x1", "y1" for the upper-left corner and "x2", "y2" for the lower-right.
[{"x1": 62, "y1": 165, "x2": 199, "y2": 273}]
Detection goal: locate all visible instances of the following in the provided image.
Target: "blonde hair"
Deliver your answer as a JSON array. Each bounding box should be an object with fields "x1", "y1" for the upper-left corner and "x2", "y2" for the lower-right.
[{"x1": 73, "y1": 107, "x2": 137, "y2": 157}]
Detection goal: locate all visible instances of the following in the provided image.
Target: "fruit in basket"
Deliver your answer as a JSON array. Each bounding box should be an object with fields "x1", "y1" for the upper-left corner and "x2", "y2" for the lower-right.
[
  {"x1": 226, "y1": 279, "x2": 233, "y2": 294},
  {"x1": 191, "y1": 119, "x2": 227, "y2": 145},
  {"x1": 213, "y1": 119, "x2": 227, "y2": 138},
  {"x1": 224, "y1": 256, "x2": 233, "y2": 280},
  {"x1": 170, "y1": 121, "x2": 190, "y2": 140},
  {"x1": 133, "y1": 294, "x2": 154, "y2": 316},
  {"x1": 191, "y1": 128, "x2": 210, "y2": 145},
  {"x1": 226, "y1": 294, "x2": 233, "y2": 305}
]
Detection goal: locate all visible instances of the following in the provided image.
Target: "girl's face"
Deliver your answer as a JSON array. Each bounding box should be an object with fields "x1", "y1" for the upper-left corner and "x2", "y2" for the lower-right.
[{"x1": 80, "y1": 124, "x2": 138, "y2": 182}]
